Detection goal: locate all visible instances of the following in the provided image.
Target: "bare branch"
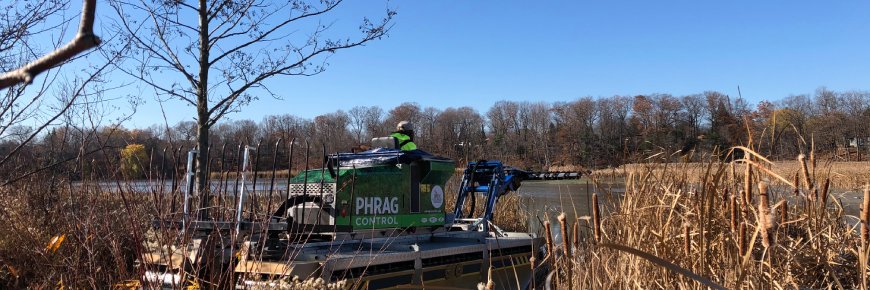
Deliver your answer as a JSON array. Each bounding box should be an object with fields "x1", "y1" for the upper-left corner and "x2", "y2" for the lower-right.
[
  {"x1": 144, "y1": 4, "x2": 199, "y2": 86},
  {"x1": 208, "y1": 23, "x2": 391, "y2": 122},
  {"x1": 0, "y1": 0, "x2": 101, "y2": 89},
  {"x1": 111, "y1": 1, "x2": 198, "y2": 87},
  {"x1": 208, "y1": 0, "x2": 342, "y2": 66}
]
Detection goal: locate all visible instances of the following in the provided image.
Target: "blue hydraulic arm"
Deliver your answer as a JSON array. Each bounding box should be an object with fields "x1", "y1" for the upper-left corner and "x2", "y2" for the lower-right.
[{"x1": 452, "y1": 160, "x2": 527, "y2": 232}]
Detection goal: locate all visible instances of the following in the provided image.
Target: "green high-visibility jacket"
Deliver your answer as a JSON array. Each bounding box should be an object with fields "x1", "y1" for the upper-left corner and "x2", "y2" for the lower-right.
[{"x1": 390, "y1": 132, "x2": 417, "y2": 151}]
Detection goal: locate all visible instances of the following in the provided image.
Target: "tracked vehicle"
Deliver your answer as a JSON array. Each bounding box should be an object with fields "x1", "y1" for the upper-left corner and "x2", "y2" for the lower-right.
[{"x1": 140, "y1": 139, "x2": 555, "y2": 289}]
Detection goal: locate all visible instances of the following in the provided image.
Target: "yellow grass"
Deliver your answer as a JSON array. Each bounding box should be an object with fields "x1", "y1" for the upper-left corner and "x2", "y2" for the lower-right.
[
  {"x1": 595, "y1": 161, "x2": 870, "y2": 189},
  {"x1": 540, "y1": 152, "x2": 869, "y2": 289}
]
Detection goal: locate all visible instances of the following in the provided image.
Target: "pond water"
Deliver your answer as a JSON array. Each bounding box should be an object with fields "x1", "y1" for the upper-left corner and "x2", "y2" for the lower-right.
[
  {"x1": 80, "y1": 179, "x2": 293, "y2": 196},
  {"x1": 513, "y1": 179, "x2": 865, "y2": 242},
  {"x1": 516, "y1": 178, "x2": 624, "y2": 242}
]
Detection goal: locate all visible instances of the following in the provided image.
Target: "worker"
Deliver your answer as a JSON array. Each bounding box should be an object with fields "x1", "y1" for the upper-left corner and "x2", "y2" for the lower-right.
[{"x1": 390, "y1": 121, "x2": 417, "y2": 151}]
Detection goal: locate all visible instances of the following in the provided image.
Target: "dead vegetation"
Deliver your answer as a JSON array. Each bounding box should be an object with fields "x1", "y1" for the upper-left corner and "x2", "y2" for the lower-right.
[
  {"x1": 0, "y1": 177, "x2": 149, "y2": 288},
  {"x1": 544, "y1": 148, "x2": 870, "y2": 289},
  {"x1": 1, "y1": 140, "x2": 867, "y2": 289},
  {"x1": 597, "y1": 160, "x2": 870, "y2": 190}
]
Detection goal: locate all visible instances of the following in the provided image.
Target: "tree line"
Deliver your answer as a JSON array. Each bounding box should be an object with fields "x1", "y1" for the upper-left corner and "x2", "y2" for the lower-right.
[
  {"x1": 1, "y1": 1, "x2": 865, "y2": 201},
  {"x1": 3, "y1": 86, "x2": 868, "y2": 181}
]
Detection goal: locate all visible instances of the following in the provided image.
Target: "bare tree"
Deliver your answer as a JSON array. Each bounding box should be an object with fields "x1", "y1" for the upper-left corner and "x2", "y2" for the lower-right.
[
  {"x1": 363, "y1": 106, "x2": 385, "y2": 140},
  {"x1": 551, "y1": 97, "x2": 597, "y2": 165},
  {"x1": 814, "y1": 86, "x2": 839, "y2": 115},
  {"x1": 596, "y1": 96, "x2": 632, "y2": 164},
  {"x1": 348, "y1": 105, "x2": 386, "y2": 144},
  {"x1": 261, "y1": 114, "x2": 305, "y2": 144},
  {"x1": 681, "y1": 94, "x2": 707, "y2": 137},
  {"x1": 432, "y1": 107, "x2": 483, "y2": 157},
  {"x1": 780, "y1": 94, "x2": 813, "y2": 137},
  {"x1": 110, "y1": 0, "x2": 395, "y2": 218},
  {"x1": 313, "y1": 111, "x2": 351, "y2": 152},
  {"x1": 486, "y1": 100, "x2": 524, "y2": 162},
  {"x1": 417, "y1": 106, "x2": 439, "y2": 147},
  {"x1": 840, "y1": 91, "x2": 870, "y2": 117},
  {"x1": 385, "y1": 102, "x2": 422, "y2": 131},
  {"x1": 348, "y1": 106, "x2": 369, "y2": 143}
]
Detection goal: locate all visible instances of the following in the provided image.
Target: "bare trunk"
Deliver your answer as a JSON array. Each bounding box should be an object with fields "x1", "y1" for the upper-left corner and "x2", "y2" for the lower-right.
[
  {"x1": 196, "y1": 0, "x2": 211, "y2": 220},
  {"x1": 196, "y1": 112, "x2": 209, "y2": 220}
]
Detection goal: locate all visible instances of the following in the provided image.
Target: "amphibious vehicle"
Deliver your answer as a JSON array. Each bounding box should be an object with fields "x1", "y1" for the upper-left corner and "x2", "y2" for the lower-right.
[{"x1": 140, "y1": 137, "x2": 560, "y2": 289}]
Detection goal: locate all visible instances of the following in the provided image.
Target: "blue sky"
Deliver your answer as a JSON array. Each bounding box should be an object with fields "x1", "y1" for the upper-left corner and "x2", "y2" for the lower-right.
[{"x1": 120, "y1": 1, "x2": 870, "y2": 127}]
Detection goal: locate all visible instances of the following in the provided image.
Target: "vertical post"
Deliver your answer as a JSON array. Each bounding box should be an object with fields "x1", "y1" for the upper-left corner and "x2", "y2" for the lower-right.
[
  {"x1": 170, "y1": 146, "x2": 184, "y2": 213},
  {"x1": 148, "y1": 148, "x2": 155, "y2": 183},
  {"x1": 183, "y1": 150, "x2": 198, "y2": 230},
  {"x1": 286, "y1": 138, "x2": 295, "y2": 202},
  {"x1": 318, "y1": 144, "x2": 327, "y2": 228},
  {"x1": 199, "y1": 145, "x2": 212, "y2": 220},
  {"x1": 159, "y1": 148, "x2": 167, "y2": 196},
  {"x1": 267, "y1": 139, "x2": 282, "y2": 219},
  {"x1": 249, "y1": 141, "x2": 262, "y2": 220},
  {"x1": 236, "y1": 146, "x2": 255, "y2": 233},
  {"x1": 217, "y1": 144, "x2": 228, "y2": 219},
  {"x1": 285, "y1": 139, "x2": 295, "y2": 234},
  {"x1": 155, "y1": 148, "x2": 166, "y2": 215},
  {"x1": 233, "y1": 144, "x2": 243, "y2": 212},
  {"x1": 300, "y1": 142, "x2": 311, "y2": 232}
]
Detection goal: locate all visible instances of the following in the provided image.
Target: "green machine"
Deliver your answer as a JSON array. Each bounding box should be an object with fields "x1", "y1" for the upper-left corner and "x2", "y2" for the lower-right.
[
  {"x1": 276, "y1": 148, "x2": 455, "y2": 233},
  {"x1": 141, "y1": 146, "x2": 554, "y2": 289}
]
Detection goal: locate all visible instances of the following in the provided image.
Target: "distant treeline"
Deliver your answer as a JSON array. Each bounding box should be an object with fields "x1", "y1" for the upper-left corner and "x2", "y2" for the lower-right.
[{"x1": 4, "y1": 87, "x2": 869, "y2": 180}]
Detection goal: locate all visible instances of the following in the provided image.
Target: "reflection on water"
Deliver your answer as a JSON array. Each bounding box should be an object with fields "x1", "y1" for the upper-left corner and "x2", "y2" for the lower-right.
[{"x1": 516, "y1": 178, "x2": 625, "y2": 243}]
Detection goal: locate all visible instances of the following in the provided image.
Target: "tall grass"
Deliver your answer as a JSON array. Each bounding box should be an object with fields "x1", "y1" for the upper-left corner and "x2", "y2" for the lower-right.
[
  {"x1": 4, "y1": 142, "x2": 868, "y2": 289},
  {"x1": 603, "y1": 160, "x2": 870, "y2": 190},
  {"x1": 545, "y1": 149, "x2": 868, "y2": 289},
  {"x1": 0, "y1": 176, "x2": 150, "y2": 288}
]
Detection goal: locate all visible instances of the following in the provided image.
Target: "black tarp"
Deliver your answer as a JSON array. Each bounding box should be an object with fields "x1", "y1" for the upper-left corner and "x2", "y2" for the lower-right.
[{"x1": 329, "y1": 148, "x2": 452, "y2": 168}]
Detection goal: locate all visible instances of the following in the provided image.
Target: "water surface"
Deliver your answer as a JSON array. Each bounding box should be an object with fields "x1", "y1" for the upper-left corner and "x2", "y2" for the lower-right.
[{"x1": 517, "y1": 178, "x2": 624, "y2": 241}]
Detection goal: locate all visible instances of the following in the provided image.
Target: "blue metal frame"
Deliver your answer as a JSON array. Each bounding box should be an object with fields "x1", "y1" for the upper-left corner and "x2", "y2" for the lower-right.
[{"x1": 452, "y1": 160, "x2": 525, "y2": 232}]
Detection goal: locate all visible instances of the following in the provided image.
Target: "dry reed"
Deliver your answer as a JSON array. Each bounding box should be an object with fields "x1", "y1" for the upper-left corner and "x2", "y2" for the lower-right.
[
  {"x1": 821, "y1": 178, "x2": 830, "y2": 207},
  {"x1": 862, "y1": 184, "x2": 870, "y2": 243},
  {"x1": 739, "y1": 222, "x2": 747, "y2": 256},
  {"x1": 572, "y1": 220, "x2": 579, "y2": 248},
  {"x1": 558, "y1": 213, "x2": 570, "y2": 258},
  {"x1": 544, "y1": 221, "x2": 554, "y2": 264},
  {"x1": 592, "y1": 193, "x2": 600, "y2": 242},
  {"x1": 780, "y1": 199, "x2": 788, "y2": 225},
  {"x1": 529, "y1": 256, "x2": 537, "y2": 289},
  {"x1": 683, "y1": 223, "x2": 691, "y2": 257},
  {"x1": 799, "y1": 154, "x2": 814, "y2": 190},
  {"x1": 601, "y1": 161, "x2": 870, "y2": 189},
  {"x1": 744, "y1": 161, "x2": 753, "y2": 204},
  {"x1": 558, "y1": 213, "x2": 572, "y2": 290},
  {"x1": 730, "y1": 195, "x2": 738, "y2": 232},
  {"x1": 758, "y1": 182, "x2": 774, "y2": 248},
  {"x1": 485, "y1": 266, "x2": 494, "y2": 290},
  {"x1": 793, "y1": 172, "x2": 800, "y2": 196},
  {"x1": 544, "y1": 147, "x2": 864, "y2": 289}
]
